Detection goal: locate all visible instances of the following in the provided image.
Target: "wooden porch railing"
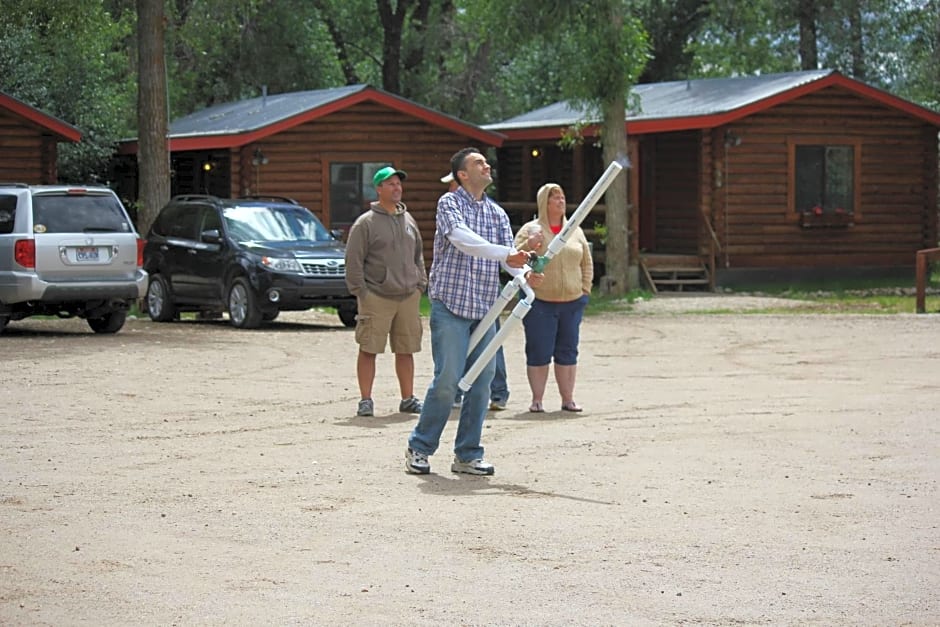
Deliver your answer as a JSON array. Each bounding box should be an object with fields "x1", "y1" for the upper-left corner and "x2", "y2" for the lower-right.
[{"x1": 915, "y1": 247, "x2": 940, "y2": 313}]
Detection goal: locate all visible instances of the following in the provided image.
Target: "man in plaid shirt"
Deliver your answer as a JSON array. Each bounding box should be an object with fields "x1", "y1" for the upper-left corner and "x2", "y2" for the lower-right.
[{"x1": 405, "y1": 147, "x2": 543, "y2": 476}]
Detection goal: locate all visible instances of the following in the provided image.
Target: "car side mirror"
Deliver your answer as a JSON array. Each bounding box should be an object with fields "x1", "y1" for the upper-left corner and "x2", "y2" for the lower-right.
[
  {"x1": 330, "y1": 229, "x2": 344, "y2": 241},
  {"x1": 201, "y1": 228, "x2": 222, "y2": 243}
]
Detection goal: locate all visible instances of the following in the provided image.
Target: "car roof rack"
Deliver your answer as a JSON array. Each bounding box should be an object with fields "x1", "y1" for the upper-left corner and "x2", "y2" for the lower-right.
[
  {"x1": 0, "y1": 182, "x2": 30, "y2": 188},
  {"x1": 171, "y1": 194, "x2": 220, "y2": 203},
  {"x1": 238, "y1": 194, "x2": 299, "y2": 205}
]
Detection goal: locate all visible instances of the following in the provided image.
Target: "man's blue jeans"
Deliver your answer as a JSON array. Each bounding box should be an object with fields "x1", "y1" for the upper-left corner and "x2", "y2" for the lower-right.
[{"x1": 408, "y1": 300, "x2": 498, "y2": 462}]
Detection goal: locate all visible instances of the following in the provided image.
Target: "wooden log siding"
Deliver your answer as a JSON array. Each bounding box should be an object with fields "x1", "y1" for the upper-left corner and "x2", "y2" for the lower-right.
[
  {"x1": 224, "y1": 101, "x2": 491, "y2": 265},
  {"x1": 0, "y1": 111, "x2": 50, "y2": 183},
  {"x1": 719, "y1": 86, "x2": 936, "y2": 268}
]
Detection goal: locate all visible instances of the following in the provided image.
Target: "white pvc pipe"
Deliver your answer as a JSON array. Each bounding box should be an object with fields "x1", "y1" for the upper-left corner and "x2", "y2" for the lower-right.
[
  {"x1": 458, "y1": 160, "x2": 625, "y2": 391},
  {"x1": 545, "y1": 160, "x2": 624, "y2": 260},
  {"x1": 466, "y1": 272, "x2": 534, "y2": 355}
]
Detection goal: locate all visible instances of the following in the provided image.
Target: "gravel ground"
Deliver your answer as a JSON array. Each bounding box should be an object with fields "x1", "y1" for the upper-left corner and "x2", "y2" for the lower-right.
[{"x1": 1, "y1": 309, "x2": 937, "y2": 625}]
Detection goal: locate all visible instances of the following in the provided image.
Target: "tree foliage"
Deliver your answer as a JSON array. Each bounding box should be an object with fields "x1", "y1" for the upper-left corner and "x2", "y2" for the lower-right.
[
  {"x1": 0, "y1": 0, "x2": 935, "y2": 187},
  {"x1": 0, "y1": 0, "x2": 134, "y2": 182}
]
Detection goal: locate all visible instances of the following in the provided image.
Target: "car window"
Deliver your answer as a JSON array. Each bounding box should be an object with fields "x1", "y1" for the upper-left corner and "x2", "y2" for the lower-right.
[
  {"x1": 223, "y1": 205, "x2": 333, "y2": 243},
  {"x1": 0, "y1": 195, "x2": 16, "y2": 234},
  {"x1": 32, "y1": 193, "x2": 132, "y2": 233},
  {"x1": 201, "y1": 207, "x2": 222, "y2": 233},
  {"x1": 154, "y1": 204, "x2": 202, "y2": 241}
]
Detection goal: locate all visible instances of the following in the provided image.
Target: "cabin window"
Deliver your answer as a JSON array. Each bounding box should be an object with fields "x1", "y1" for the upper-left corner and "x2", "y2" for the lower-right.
[
  {"x1": 794, "y1": 145, "x2": 855, "y2": 215},
  {"x1": 328, "y1": 162, "x2": 388, "y2": 230}
]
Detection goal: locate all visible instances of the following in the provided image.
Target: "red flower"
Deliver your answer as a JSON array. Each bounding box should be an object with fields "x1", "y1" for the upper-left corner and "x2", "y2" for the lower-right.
[{"x1": 812, "y1": 206, "x2": 823, "y2": 215}]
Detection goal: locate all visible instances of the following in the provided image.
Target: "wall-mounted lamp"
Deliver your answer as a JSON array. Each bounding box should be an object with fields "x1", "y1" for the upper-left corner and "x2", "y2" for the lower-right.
[
  {"x1": 202, "y1": 161, "x2": 213, "y2": 172},
  {"x1": 252, "y1": 148, "x2": 269, "y2": 166},
  {"x1": 530, "y1": 147, "x2": 541, "y2": 158},
  {"x1": 724, "y1": 130, "x2": 741, "y2": 147}
]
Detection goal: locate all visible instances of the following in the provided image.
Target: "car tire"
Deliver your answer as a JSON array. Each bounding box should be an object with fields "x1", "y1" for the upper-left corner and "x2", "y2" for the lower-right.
[
  {"x1": 87, "y1": 309, "x2": 127, "y2": 334},
  {"x1": 147, "y1": 274, "x2": 176, "y2": 322},
  {"x1": 0, "y1": 315, "x2": 8, "y2": 334},
  {"x1": 338, "y1": 305, "x2": 357, "y2": 328},
  {"x1": 228, "y1": 277, "x2": 262, "y2": 329},
  {"x1": 262, "y1": 310, "x2": 280, "y2": 321}
]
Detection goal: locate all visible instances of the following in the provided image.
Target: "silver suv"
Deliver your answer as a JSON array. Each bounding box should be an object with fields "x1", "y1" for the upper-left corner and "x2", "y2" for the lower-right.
[{"x1": 0, "y1": 184, "x2": 147, "y2": 334}]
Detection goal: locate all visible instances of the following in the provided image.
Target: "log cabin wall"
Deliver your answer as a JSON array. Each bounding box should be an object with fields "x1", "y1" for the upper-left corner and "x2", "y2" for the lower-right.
[
  {"x1": 0, "y1": 110, "x2": 54, "y2": 183},
  {"x1": 719, "y1": 85, "x2": 937, "y2": 268},
  {"x1": 218, "y1": 101, "x2": 489, "y2": 265},
  {"x1": 650, "y1": 131, "x2": 700, "y2": 254}
]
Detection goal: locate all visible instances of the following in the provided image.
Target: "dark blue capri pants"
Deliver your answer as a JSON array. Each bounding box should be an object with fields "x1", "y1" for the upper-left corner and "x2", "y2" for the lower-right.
[{"x1": 522, "y1": 295, "x2": 589, "y2": 367}]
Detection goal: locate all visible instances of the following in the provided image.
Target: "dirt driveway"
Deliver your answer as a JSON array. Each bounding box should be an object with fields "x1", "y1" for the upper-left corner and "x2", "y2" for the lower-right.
[{"x1": 1, "y1": 301, "x2": 938, "y2": 626}]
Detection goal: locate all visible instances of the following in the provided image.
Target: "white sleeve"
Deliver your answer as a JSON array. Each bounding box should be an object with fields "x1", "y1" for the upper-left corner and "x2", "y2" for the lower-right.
[
  {"x1": 447, "y1": 224, "x2": 513, "y2": 260},
  {"x1": 446, "y1": 225, "x2": 527, "y2": 278}
]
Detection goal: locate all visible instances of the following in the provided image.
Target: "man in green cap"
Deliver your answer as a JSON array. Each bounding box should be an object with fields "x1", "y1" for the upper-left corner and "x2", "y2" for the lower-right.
[{"x1": 344, "y1": 166, "x2": 428, "y2": 417}]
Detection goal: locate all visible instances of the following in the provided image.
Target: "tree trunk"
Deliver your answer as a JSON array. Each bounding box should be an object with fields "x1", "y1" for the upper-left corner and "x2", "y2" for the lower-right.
[
  {"x1": 847, "y1": 0, "x2": 865, "y2": 79},
  {"x1": 796, "y1": 0, "x2": 819, "y2": 70},
  {"x1": 377, "y1": 0, "x2": 408, "y2": 93},
  {"x1": 136, "y1": 0, "x2": 170, "y2": 235},
  {"x1": 600, "y1": 92, "x2": 630, "y2": 295}
]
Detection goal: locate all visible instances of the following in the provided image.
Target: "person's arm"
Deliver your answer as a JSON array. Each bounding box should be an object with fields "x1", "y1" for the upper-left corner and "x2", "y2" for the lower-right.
[
  {"x1": 447, "y1": 225, "x2": 529, "y2": 269},
  {"x1": 580, "y1": 230, "x2": 594, "y2": 295},
  {"x1": 344, "y1": 222, "x2": 366, "y2": 297},
  {"x1": 447, "y1": 225, "x2": 513, "y2": 260},
  {"x1": 410, "y1": 216, "x2": 428, "y2": 292}
]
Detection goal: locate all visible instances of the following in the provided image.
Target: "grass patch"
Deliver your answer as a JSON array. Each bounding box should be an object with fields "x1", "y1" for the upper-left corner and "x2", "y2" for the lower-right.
[{"x1": 584, "y1": 289, "x2": 653, "y2": 315}]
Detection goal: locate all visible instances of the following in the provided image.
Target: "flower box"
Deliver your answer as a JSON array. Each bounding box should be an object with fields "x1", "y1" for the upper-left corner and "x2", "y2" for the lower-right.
[{"x1": 800, "y1": 210, "x2": 854, "y2": 229}]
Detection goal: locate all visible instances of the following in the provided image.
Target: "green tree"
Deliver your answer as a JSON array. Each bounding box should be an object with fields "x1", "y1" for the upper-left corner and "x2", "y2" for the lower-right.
[
  {"x1": 165, "y1": 0, "x2": 342, "y2": 116},
  {"x1": 469, "y1": 0, "x2": 648, "y2": 294},
  {"x1": 688, "y1": 0, "x2": 938, "y2": 110},
  {"x1": 0, "y1": 0, "x2": 135, "y2": 182}
]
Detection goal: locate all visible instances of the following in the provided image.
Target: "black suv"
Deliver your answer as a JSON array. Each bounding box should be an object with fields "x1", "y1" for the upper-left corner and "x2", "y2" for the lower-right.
[
  {"x1": 0, "y1": 184, "x2": 147, "y2": 334},
  {"x1": 143, "y1": 195, "x2": 356, "y2": 328}
]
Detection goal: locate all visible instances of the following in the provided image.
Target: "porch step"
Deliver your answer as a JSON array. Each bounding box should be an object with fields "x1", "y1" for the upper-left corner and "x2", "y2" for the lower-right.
[{"x1": 640, "y1": 255, "x2": 711, "y2": 293}]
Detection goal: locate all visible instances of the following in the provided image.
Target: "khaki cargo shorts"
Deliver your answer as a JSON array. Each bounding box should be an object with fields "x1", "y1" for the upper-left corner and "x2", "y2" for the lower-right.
[{"x1": 354, "y1": 289, "x2": 423, "y2": 354}]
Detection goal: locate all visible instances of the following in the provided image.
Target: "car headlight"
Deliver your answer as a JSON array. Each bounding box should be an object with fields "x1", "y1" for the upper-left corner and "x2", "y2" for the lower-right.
[{"x1": 261, "y1": 256, "x2": 303, "y2": 273}]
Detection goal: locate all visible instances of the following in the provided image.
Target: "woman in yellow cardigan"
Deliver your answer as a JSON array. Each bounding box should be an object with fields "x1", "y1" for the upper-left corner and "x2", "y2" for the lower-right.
[{"x1": 514, "y1": 183, "x2": 593, "y2": 412}]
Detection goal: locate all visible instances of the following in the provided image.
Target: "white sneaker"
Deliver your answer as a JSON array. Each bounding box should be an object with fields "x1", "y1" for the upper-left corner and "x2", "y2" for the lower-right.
[
  {"x1": 405, "y1": 448, "x2": 430, "y2": 474},
  {"x1": 451, "y1": 457, "x2": 494, "y2": 476}
]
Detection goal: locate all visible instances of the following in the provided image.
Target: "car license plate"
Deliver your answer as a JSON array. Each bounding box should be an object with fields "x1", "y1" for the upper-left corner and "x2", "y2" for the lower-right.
[{"x1": 76, "y1": 246, "x2": 100, "y2": 262}]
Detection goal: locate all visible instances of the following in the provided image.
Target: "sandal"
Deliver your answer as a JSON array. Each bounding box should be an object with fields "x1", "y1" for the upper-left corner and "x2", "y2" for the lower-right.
[
  {"x1": 561, "y1": 401, "x2": 582, "y2": 412},
  {"x1": 528, "y1": 401, "x2": 544, "y2": 413}
]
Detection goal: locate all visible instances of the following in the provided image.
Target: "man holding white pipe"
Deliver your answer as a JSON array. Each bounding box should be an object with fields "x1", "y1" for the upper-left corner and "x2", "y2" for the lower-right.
[{"x1": 405, "y1": 147, "x2": 542, "y2": 475}]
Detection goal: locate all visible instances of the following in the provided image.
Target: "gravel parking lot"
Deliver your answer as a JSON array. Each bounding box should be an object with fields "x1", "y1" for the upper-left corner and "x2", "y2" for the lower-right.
[{"x1": 1, "y1": 302, "x2": 937, "y2": 625}]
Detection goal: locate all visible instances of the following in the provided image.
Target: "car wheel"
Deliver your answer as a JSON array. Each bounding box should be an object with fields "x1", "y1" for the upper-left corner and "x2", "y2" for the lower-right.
[
  {"x1": 147, "y1": 274, "x2": 176, "y2": 322},
  {"x1": 228, "y1": 277, "x2": 262, "y2": 328},
  {"x1": 0, "y1": 315, "x2": 8, "y2": 334},
  {"x1": 262, "y1": 310, "x2": 280, "y2": 321},
  {"x1": 87, "y1": 310, "x2": 127, "y2": 334},
  {"x1": 338, "y1": 305, "x2": 357, "y2": 328}
]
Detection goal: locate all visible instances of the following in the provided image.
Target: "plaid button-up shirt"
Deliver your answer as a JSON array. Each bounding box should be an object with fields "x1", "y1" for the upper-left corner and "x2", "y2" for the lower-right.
[{"x1": 427, "y1": 186, "x2": 513, "y2": 320}]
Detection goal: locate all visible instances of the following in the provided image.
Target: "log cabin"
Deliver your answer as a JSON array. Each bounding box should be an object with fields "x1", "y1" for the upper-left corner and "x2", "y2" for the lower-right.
[
  {"x1": 116, "y1": 84, "x2": 505, "y2": 262},
  {"x1": 0, "y1": 90, "x2": 81, "y2": 184},
  {"x1": 485, "y1": 70, "x2": 940, "y2": 290}
]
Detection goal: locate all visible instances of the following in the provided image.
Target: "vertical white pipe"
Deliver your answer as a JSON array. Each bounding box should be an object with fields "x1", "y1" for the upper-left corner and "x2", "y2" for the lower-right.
[
  {"x1": 459, "y1": 160, "x2": 624, "y2": 390},
  {"x1": 466, "y1": 274, "x2": 531, "y2": 355}
]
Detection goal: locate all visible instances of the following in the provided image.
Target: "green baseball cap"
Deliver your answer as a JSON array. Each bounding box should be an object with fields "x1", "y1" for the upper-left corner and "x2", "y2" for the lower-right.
[{"x1": 373, "y1": 166, "x2": 407, "y2": 186}]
